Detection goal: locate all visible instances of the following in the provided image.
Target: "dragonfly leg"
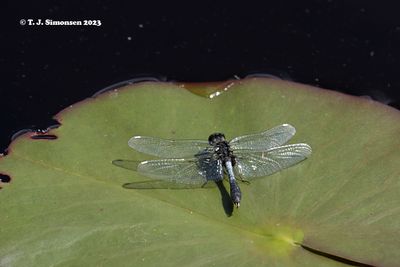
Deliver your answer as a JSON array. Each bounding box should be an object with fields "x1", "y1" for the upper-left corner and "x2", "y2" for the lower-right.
[
  {"x1": 240, "y1": 179, "x2": 251, "y2": 185},
  {"x1": 201, "y1": 181, "x2": 209, "y2": 188},
  {"x1": 236, "y1": 173, "x2": 251, "y2": 184}
]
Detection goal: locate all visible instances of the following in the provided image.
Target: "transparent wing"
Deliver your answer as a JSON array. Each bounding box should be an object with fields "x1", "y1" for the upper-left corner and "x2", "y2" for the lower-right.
[
  {"x1": 229, "y1": 124, "x2": 296, "y2": 151},
  {"x1": 137, "y1": 152, "x2": 223, "y2": 185},
  {"x1": 234, "y1": 143, "x2": 312, "y2": 179},
  {"x1": 112, "y1": 159, "x2": 217, "y2": 189},
  {"x1": 128, "y1": 136, "x2": 210, "y2": 158}
]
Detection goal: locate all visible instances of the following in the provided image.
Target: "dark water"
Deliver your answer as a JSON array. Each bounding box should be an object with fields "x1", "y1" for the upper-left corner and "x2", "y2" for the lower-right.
[{"x1": 2, "y1": 1, "x2": 400, "y2": 152}]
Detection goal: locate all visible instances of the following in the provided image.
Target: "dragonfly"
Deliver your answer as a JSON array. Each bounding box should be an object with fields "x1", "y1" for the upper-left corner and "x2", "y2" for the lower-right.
[{"x1": 113, "y1": 124, "x2": 312, "y2": 208}]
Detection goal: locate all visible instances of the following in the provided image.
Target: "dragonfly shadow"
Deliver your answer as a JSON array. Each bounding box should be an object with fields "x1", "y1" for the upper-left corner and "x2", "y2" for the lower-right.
[
  {"x1": 215, "y1": 181, "x2": 234, "y2": 216},
  {"x1": 122, "y1": 180, "x2": 234, "y2": 217},
  {"x1": 122, "y1": 180, "x2": 214, "y2": 189}
]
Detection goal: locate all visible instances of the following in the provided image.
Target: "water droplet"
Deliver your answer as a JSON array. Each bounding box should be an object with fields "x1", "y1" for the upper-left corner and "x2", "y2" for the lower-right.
[
  {"x1": 0, "y1": 174, "x2": 11, "y2": 183},
  {"x1": 30, "y1": 134, "x2": 58, "y2": 140}
]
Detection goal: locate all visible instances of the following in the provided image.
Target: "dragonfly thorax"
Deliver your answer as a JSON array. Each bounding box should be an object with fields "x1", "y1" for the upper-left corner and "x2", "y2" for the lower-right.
[{"x1": 208, "y1": 133, "x2": 235, "y2": 164}]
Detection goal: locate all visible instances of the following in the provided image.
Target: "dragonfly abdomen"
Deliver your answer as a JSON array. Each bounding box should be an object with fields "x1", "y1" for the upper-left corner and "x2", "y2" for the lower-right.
[{"x1": 225, "y1": 160, "x2": 241, "y2": 207}]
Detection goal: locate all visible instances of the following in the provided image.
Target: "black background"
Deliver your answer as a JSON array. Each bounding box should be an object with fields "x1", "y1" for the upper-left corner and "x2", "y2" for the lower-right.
[{"x1": 2, "y1": 1, "x2": 400, "y2": 152}]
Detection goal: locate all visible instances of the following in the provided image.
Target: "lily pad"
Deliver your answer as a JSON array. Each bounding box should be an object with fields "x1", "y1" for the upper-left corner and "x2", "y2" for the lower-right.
[{"x1": 1, "y1": 78, "x2": 399, "y2": 266}]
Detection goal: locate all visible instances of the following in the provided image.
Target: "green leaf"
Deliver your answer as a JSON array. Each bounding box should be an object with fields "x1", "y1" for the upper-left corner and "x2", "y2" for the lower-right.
[{"x1": 1, "y1": 78, "x2": 399, "y2": 266}]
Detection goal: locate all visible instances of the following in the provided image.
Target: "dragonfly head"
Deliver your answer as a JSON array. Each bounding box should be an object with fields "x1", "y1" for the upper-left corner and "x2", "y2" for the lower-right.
[{"x1": 208, "y1": 133, "x2": 226, "y2": 145}]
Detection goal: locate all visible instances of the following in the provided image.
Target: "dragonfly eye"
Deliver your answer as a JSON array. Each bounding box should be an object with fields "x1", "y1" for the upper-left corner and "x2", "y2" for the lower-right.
[{"x1": 208, "y1": 133, "x2": 226, "y2": 145}]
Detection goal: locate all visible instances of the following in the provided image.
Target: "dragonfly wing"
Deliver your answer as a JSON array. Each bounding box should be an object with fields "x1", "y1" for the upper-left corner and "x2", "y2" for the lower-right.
[
  {"x1": 229, "y1": 124, "x2": 296, "y2": 151},
  {"x1": 234, "y1": 143, "x2": 312, "y2": 179},
  {"x1": 112, "y1": 159, "x2": 217, "y2": 189},
  {"x1": 128, "y1": 136, "x2": 210, "y2": 158},
  {"x1": 138, "y1": 154, "x2": 223, "y2": 185}
]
